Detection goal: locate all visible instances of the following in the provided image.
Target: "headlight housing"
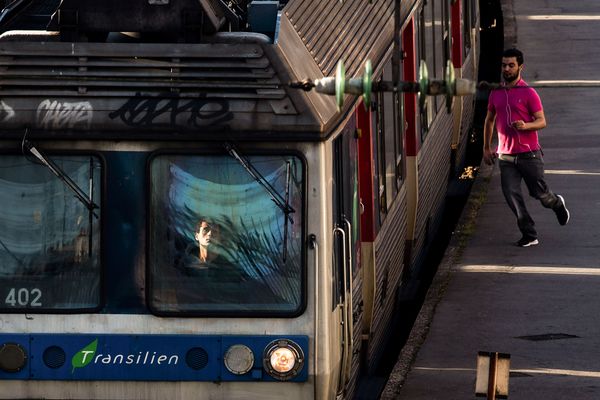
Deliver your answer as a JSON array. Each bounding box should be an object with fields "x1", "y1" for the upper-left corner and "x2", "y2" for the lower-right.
[
  {"x1": 224, "y1": 344, "x2": 254, "y2": 375},
  {"x1": 0, "y1": 343, "x2": 27, "y2": 373},
  {"x1": 262, "y1": 339, "x2": 304, "y2": 381}
]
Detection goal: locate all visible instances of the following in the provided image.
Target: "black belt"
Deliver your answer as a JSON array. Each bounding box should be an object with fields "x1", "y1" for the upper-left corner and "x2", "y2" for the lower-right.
[{"x1": 498, "y1": 150, "x2": 541, "y2": 163}]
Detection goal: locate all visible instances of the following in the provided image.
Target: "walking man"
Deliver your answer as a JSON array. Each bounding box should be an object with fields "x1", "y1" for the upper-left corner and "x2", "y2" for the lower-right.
[{"x1": 483, "y1": 48, "x2": 570, "y2": 247}]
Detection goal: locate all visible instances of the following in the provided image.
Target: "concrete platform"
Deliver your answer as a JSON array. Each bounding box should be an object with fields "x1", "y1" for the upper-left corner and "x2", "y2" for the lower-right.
[{"x1": 381, "y1": 0, "x2": 600, "y2": 399}]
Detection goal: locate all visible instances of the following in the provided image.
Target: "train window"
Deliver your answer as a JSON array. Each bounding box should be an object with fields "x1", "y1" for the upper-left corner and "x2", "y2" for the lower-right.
[
  {"x1": 395, "y1": 90, "x2": 404, "y2": 186},
  {"x1": 420, "y1": 1, "x2": 435, "y2": 135},
  {"x1": 442, "y1": 0, "x2": 451, "y2": 80},
  {"x1": 374, "y1": 58, "x2": 404, "y2": 219},
  {"x1": 463, "y1": 0, "x2": 477, "y2": 56},
  {"x1": 375, "y1": 90, "x2": 386, "y2": 214},
  {"x1": 418, "y1": 0, "x2": 450, "y2": 136},
  {"x1": 383, "y1": 64, "x2": 400, "y2": 207},
  {"x1": 383, "y1": 66, "x2": 397, "y2": 207},
  {"x1": 414, "y1": 10, "x2": 424, "y2": 139},
  {"x1": 434, "y1": 0, "x2": 445, "y2": 100},
  {"x1": 0, "y1": 155, "x2": 102, "y2": 312},
  {"x1": 463, "y1": 0, "x2": 472, "y2": 53},
  {"x1": 441, "y1": 0, "x2": 452, "y2": 71},
  {"x1": 148, "y1": 153, "x2": 304, "y2": 316},
  {"x1": 471, "y1": 0, "x2": 478, "y2": 35}
]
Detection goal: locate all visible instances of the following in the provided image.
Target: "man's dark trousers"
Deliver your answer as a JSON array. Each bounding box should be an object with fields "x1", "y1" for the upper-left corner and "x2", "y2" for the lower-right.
[{"x1": 499, "y1": 150, "x2": 560, "y2": 239}]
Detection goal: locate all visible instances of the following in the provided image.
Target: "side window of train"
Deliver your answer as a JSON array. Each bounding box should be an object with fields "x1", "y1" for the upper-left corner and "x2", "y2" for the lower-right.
[
  {"x1": 463, "y1": 0, "x2": 472, "y2": 54},
  {"x1": 414, "y1": 11, "x2": 423, "y2": 137},
  {"x1": 419, "y1": 1, "x2": 435, "y2": 137},
  {"x1": 441, "y1": 0, "x2": 451, "y2": 76},
  {"x1": 434, "y1": 0, "x2": 451, "y2": 114},
  {"x1": 434, "y1": 0, "x2": 446, "y2": 102},
  {"x1": 375, "y1": 59, "x2": 404, "y2": 220},
  {"x1": 0, "y1": 154, "x2": 102, "y2": 312},
  {"x1": 419, "y1": 0, "x2": 451, "y2": 140},
  {"x1": 463, "y1": 0, "x2": 478, "y2": 57},
  {"x1": 147, "y1": 153, "x2": 305, "y2": 316},
  {"x1": 332, "y1": 130, "x2": 360, "y2": 309}
]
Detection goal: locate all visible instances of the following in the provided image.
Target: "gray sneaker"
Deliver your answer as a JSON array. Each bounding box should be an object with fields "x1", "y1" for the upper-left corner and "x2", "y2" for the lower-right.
[{"x1": 554, "y1": 195, "x2": 570, "y2": 225}]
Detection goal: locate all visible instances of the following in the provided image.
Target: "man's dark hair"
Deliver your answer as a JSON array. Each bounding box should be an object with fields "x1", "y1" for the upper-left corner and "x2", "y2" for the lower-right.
[
  {"x1": 195, "y1": 219, "x2": 217, "y2": 235},
  {"x1": 503, "y1": 48, "x2": 524, "y2": 65}
]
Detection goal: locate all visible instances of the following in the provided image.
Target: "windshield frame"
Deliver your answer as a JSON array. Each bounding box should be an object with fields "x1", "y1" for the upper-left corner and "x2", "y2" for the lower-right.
[
  {"x1": 145, "y1": 147, "x2": 308, "y2": 318},
  {"x1": 0, "y1": 149, "x2": 105, "y2": 314}
]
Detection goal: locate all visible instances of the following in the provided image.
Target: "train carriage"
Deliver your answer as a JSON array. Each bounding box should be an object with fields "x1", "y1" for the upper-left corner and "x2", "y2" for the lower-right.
[{"x1": 0, "y1": 0, "x2": 479, "y2": 398}]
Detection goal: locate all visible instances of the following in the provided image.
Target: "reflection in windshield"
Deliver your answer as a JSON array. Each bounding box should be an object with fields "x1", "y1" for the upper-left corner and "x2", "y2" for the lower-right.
[
  {"x1": 0, "y1": 155, "x2": 101, "y2": 310},
  {"x1": 149, "y1": 154, "x2": 304, "y2": 314}
]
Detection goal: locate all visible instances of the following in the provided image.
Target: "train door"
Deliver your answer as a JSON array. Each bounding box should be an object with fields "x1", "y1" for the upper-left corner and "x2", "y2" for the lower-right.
[{"x1": 332, "y1": 121, "x2": 361, "y2": 396}]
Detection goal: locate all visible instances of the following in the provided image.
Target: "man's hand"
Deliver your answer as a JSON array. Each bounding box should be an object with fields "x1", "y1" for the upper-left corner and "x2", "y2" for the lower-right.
[
  {"x1": 483, "y1": 149, "x2": 497, "y2": 165},
  {"x1": 511, "y1": 120, "x2": 527, "y2": 130}
]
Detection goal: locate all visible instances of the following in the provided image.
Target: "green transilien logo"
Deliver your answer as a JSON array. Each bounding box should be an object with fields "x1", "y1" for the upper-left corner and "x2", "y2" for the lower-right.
[{"x1": 71, "y1": 339, "x2": 98, "y2": 373}]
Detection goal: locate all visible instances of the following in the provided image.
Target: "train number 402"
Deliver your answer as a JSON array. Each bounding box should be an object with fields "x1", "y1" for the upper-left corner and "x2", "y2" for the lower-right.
[{"x1": 5, "y1": 288, "x2": 42, "y2": 307}]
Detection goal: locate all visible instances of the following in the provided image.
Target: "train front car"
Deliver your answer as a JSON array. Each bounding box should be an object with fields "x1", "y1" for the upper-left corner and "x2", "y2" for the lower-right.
[{"x1": 0, "y1": 0, "x2": 479, "y2": 399}]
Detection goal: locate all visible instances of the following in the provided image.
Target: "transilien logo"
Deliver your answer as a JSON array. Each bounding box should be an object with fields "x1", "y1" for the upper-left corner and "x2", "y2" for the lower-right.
[{"x1": 71, "y1": 339, "x2": 98, "y2": 373}]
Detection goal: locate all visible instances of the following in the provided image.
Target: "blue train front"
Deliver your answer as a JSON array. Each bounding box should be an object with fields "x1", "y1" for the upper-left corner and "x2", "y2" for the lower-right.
[{"x1": 0, "y1": 333, "x2": 307, "y2": 382}]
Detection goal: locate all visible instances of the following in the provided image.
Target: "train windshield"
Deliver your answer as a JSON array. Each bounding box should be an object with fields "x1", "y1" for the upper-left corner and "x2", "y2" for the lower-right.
[
  {"x1": 0, "y1": 155, "x2": 102, "y2": 311},
  {"x1": 149, "y1": 153, "x2": 304, "y2": 315}
]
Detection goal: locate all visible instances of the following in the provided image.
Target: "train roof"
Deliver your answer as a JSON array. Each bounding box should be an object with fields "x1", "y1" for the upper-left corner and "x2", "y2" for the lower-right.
[{"x1": 0, "y1": 0, "x2": 415, "y2": 141}]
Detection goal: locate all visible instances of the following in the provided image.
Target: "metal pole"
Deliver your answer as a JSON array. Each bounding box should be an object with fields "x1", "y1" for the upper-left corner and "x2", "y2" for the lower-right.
[{"x1": 487, "y1": 352, "x2": 498, "y2": 400}]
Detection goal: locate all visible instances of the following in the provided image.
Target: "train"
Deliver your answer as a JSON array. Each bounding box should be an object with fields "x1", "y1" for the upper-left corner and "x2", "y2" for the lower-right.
[{"x1": 0, "y1": 0, "x2": 480, "y2": 398}]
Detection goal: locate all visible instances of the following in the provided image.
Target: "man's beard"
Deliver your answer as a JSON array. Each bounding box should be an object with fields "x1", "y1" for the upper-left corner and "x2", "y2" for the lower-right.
[{"x1": 503, "y1": 71, "x2": 519, "y2": 84}]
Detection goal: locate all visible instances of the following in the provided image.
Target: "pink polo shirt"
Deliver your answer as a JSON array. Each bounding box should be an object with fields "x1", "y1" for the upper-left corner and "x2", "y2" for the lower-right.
[{"x1": 487, "y1": 79, "x2": 543, "y2": 155}]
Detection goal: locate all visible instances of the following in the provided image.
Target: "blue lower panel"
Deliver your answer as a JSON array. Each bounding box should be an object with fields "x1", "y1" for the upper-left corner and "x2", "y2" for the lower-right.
[{"x1": 0, "y1": 334, "x2": 308, "y2": 382}]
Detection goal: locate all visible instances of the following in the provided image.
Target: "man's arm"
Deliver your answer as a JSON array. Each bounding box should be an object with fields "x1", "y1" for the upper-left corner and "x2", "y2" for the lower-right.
[
  {"x1": 511, "y1": 110, "x2": 546, "y2": 131},
  {"x1": 483, "y1": 109, "x2": 497, "y2": 165}
]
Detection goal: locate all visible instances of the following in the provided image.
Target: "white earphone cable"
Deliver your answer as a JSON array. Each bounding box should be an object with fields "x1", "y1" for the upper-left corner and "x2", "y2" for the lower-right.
[{"x1": 504, "y1": 87, "x2": 534, "y2": 154}]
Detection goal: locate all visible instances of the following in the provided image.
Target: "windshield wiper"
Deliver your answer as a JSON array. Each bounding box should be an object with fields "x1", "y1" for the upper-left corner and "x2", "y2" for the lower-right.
[
  {"x1": 23, "y1": 140, "x2": 99, "y2": 219},
  {"x1": 225, "y1": 142, "x2": 295, "y2": 262},
  {"x1": 282, "y1": 160, "x2": 292, "y2": 262},
  {"x1": 225, "y1": 142, "x2": 295, "y2": 221}
]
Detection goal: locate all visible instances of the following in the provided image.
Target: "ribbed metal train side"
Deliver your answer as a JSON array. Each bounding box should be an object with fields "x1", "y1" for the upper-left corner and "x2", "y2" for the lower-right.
[{"x1": 369, "y1": 185, "x2": 409, "y2": 373}]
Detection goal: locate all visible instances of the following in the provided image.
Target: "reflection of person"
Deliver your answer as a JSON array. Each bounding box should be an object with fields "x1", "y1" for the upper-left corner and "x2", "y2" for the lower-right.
[
  {"x1": 483, "y1": 48, "x2": 570, "y2": 247},
  {"x1": 179, "y1": 218, "x2": 247, "y2": 292},
  {"x1": 194, "y1": 220, "x2": 214, "y2": 264},
  {"x1": 181, "y1": 218, "x2": 225, "y2": 271}
]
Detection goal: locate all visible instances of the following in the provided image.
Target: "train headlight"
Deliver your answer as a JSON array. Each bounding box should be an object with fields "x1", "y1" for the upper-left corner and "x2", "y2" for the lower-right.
[
  {"x1": 263, "y1": 339, "x2": 304, "y2": 381},
  {"x1": 224, "y1": 344, "x2": 254, "y2": 375}
]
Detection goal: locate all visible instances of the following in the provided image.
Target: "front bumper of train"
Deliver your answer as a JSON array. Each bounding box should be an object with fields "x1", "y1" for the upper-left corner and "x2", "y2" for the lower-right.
[{"x1": 0, "y1": 333, "x2": 308, "y2": 383}]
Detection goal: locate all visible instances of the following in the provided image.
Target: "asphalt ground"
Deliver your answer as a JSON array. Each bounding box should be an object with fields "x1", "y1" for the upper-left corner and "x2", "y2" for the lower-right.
[{"x1": 381, "y1": 0, "x2": 600, "y2": 398}]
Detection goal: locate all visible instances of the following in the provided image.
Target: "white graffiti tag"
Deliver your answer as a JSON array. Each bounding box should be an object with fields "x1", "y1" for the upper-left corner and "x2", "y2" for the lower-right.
[
  {"x1": 36, "y1": 100, "x2": 93, "y2": 129},
  {"x1": 0, "y1": 100, "x2": 15, "y2": 122}
]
